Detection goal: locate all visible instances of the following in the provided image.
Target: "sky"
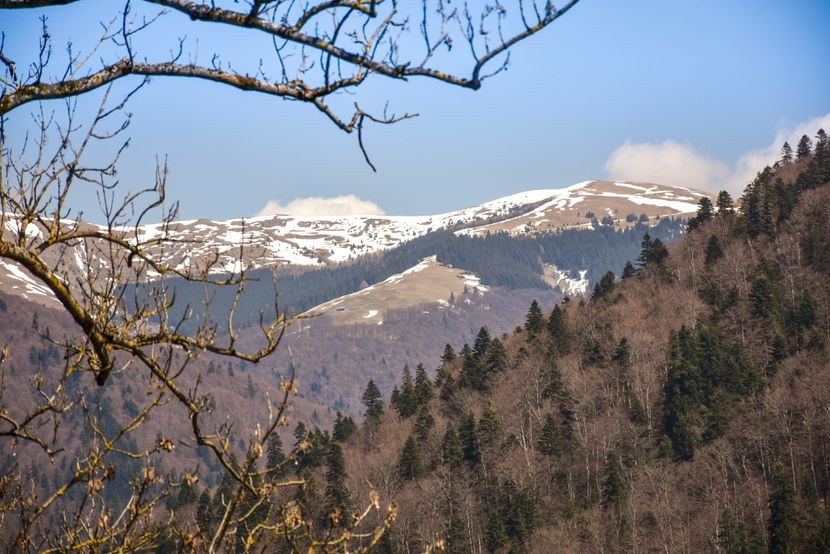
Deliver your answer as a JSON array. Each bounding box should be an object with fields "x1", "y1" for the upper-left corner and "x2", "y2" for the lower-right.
[{"x1": 2, "y1": 0, "x2": 830, "y2": 221}]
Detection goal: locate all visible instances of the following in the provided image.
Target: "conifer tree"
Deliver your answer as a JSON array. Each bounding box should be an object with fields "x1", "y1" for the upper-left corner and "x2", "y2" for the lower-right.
[
  {"x1": 473, "y1": 327, "x2": 492, "y2": 361},
  {"x1": 637, "y1": 232, "x2": 669, "y2": 267},
  {"x1": 195, "y1": 489, "x2": 212, "y2": 532},
  {"x1": 332, "y1": 412, "x2": 357, "y2": 443},
  {"x1": 637, "y1": 232, "x2": 653, "y2": 268},
  {"x1": 441, "y1": 427, "x2": 463, "y2": 468},
  {"x1": 266, "y1": 432, "x2": 286, "y2": 481},
  {"x1": 484, "y1": 338, "x2": 508, "y2": 376},
  {"x1": 477, "y1": 406, "x2": 501, "y2": 447},
  {"x1": 612, "y1": 337, "x2": 631, "y2": 369},
  {"x1": 375, "y1": 529, "x2": 398, "y2": 554},
  {"x1": 414, "y1": 363, "x2": 434, "y2": 407},
  {"x1": 815, "y1": 128, "x2": 828, "y2": 156},
  {"x1": 441, "y1": 343, "x2": 457, "y2": 364},
  {"x1": 396, "y1": 364, "x2": 416, "y2": 418},
  {"x1": 781, "y1": 141, "x2": 793, "y2": 163},
  {"x1": 538, "y1": 414, "x2": 561, "y2": 456},
  {"x1": 718, "y1": 507, "x2": 751, "y2": 553},
  {"x1": 414, "y1": 406, "x2": 435, "y2": 442},
  {"x1": 446, "y1": 483, "x2": 468, "y2": 554},
  {"x1": 704, "y1": 235, "x2": 724, "y2": 267},
  {"x1": 525, "y1": 300, "x2": 546, "y2": 335},
  {"x1": 768, "y1": 462, "x2": 800, "y2": 553},
  {"x1": 797, "y1": 134, "x2": 813, "y2": 160},
  {"x1": 621, "y1": 260, "x2": 637, "y2": 279},
  {"x1": 592, "y1": 271, "x2": 616, "y2": 301},
  {"x1": 362, "y1": 379, "x2": 384, "y2": 418},
  {"x1": 398, "y1": 435, "x2": 422, "y2": 480},
  {"x1": 459, "y1": 413, "x2": 482, "y2": 465},
  {"x1": 716, "y1": 190, "x2": 735, "y2": 214},
  {"x1": 485, "y1": 511, "x2": 508, "y2": 552},
  {"x1": 548, "y1": 305, "x2": 572, "y2": 355},
  {"x1": 602, "y1": 456, "x2": 625, "y2": 510},
  {"x1": 325, "y1": 442, "x2": 352, "y2": 527},
  {"x1": 697, "y1": 196, "x2": 714, "y2": 224}
]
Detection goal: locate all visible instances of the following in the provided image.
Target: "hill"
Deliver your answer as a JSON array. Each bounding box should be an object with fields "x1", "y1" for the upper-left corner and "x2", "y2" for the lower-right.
[{"x1": 265, "y1": 135, "x2": 830, "y2": 553}]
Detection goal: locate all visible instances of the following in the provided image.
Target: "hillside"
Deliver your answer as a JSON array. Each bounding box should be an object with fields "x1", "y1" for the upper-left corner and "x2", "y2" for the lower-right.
[
  {"x1": 258, "y1": 137, "x2": 830, "y2": 552},
  {"x1": 0, "y1": 180, "x2": 707, "y2": 308}
]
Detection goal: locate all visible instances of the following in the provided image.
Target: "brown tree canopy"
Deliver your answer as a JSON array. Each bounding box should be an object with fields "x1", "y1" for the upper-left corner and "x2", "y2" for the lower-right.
[{"x1": 0, "y1": 1, "x2": 580, "y2": 551}]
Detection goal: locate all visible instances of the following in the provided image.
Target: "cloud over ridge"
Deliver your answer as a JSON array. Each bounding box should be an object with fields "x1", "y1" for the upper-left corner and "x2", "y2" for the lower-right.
[
  {"x1": 606, "y1": 113, "x2": 830, "y2": 193},
  {"x1": 256, "y1": 195, "x2": 386, "y2": 217}
]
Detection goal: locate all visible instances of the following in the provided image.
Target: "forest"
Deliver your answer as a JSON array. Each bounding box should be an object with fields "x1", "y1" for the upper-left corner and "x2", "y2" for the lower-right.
[
  {"x1": 133, "y1": 216, "x2": 685, "y2": 333},
  {"x1": 172, "y1": 131, "x2": 830, "y2": 552}
]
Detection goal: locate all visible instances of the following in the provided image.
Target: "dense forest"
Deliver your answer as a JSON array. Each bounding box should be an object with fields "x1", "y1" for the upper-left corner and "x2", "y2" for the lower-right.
[
  {"x1": 133, "y1": 217, "x2": 685, "y2": 333},
  {"x1": 177, "y1": 131, "x2": 830, "y2": 552}
]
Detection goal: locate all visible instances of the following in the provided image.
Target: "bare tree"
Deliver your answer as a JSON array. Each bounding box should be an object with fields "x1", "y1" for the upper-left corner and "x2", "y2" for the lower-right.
[{"x1": 0, "y1": 1, "x2": 580, "y2": 551}]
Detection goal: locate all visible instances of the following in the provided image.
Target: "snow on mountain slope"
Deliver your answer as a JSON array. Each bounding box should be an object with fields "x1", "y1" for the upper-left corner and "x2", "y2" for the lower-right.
[
  {"x1": 130, "y1": 180, "x2": 708, "y2": 273},
  {"x1": 304, "y1": 256, "x2": 488, "y2": 326},
  {"x1": 0, "y1": 180, "x2": 710, "y2": 304},
  {"x1": 457, "y1": 180, "x2": 710, "y2": 236}
]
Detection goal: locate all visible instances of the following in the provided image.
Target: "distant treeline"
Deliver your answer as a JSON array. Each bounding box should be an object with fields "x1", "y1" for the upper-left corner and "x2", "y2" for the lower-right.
[{"x1": 130, "y1": 218, "x2": 685, "y2": 333}]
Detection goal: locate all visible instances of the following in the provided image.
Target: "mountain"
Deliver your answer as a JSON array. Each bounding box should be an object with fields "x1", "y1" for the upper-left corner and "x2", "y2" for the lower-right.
[
  {"x1": 287, "y1": 147, "x2": 830, "y2": 553},
  {"x1": 0, "y1": 180, "x2": 703, "y2": 419},
  {"x1": 0, "y1": 180, "x2": 708, "y2": 308}
]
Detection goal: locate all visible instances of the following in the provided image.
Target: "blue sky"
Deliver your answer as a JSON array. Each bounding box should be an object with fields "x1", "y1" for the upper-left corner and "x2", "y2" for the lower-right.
[{"x1": 2, "y1": 0, "x2": 829, "y2": 221}]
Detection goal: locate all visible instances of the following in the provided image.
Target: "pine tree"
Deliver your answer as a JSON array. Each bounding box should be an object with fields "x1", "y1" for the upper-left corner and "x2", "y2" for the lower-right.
[
  {"x1": 483, "y1": 338, "x2": 507, "y2": 376},
  {"x1": 768, "y1": 462, "x2": 800, "y2": 553},
  {"x1": 396, "y1": 364, "x2": 416, "y2": 418},
  {"x1": 636, "y1": 232, "x2": 653, "y2": 268},
  {"x1": 537, "y1": 414, "x2": 561, "y2": 456},
  {"x1": 446, "y1": 482, "x2": 468, "y2": 554},
  {"x1": 649, "y1": 238, "x2": 669, "y2": 265},
  {"x1": 592, "y1": 271, "x2": 616, "y2": 301},
  {"x1": 636, "y1": 232, "x2": 669, "y2": 268},
  {"x1": 697, "y1": 197, "x2": 714, "y2": 224},
  {"x1": 612, "y1": 337, "x2": 631, "y2": 369},
  {"x1": 485, "y1": 510, "x2": 508, "y2": 552},
  {"x1": 325, "y1": 442, "x2": 351, "y2": 527},
  {"x1": 459, "y1": 413, "x2": 481, "y2": 465},
  {"x1": 265, "y1": 432, "x2": 286, "y2": 481},
  {"x1": 375, "y1": 529, "x2": 398, "y2": 554},
  {"x1": 389, "y1": 386, "x2": 400, "y2": 411},
  {"x1": 716, "y1": 190, "x2": 735, "y2": 214},
  {"x1": 602, "y1": 456, "x2": 625, "y2": 510},
  {"x1": 621, "y1": 260, "x2": 637, "y2": 279},
  {"x1": 362, "y1": 379, "x2": 384, "y2": 418},
  {"x1": 398, "y1": 435, "x2": 422, "y2": 480},
  {"x1": 441, "y1": 427, "x2": 463, "y2": 468},
  {"x1": 797, "y1": 134, "x2": 813, "y2": 160},
  {"x1": 781, "y1": 141, "x2": 793, "y2": 163},
  {"x1": 718, "y1": 507, "x2": 751, "y2": 553},
  {"x1": 414, "y1": 363, "x2": 434, "y2": 407},
  {"x1": 548, "y1": 305, "x2": 572, "y2": 355},
  {"x1": 195, "y1": 489, "x2": 212, "y2": 531},
  {"x1": 524, "y1": 300, "x2": 546, "y2": 335},
  {"x1": 441, "y1": 343, "x2": 456, "y2": 364},
  {"x1": 414, "y1": 406, "x2": 435, "y2": 442},
  {"x1": 473, "y1": 327, "x2": 491, "y2": 361},
  {"x1": 477, "y1": 406, "x2": 501, "y2": 447},
  {"x1": 704, "y1": 235, "x2": 724, "y2": 267},
  {"x1": 332, "y1": 412, "x2": 357, "y2": 443},
  {"x1": 815, "y1": 128, "x2": 828, "y2": 156}
]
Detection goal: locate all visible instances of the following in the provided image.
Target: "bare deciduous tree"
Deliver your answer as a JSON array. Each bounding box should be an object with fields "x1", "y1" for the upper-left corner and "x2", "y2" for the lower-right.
[{"x1": 0, "y1": 1, "x2": 580, "y2": 551}]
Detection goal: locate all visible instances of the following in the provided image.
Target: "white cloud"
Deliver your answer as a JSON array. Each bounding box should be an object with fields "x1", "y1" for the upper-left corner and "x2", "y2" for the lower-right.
[
  {"x1": 256, "y1": 195, "x2": 386, "y2": 217},
  {"x1": 605, "y1": 140, "x2": 730, "y2": 191},
  {"x1": 606, "y1": 112, "x2": 830, "y2": 194},
  {"x1": 727, "y1": 113, "x2": 830, "y2": 193}
]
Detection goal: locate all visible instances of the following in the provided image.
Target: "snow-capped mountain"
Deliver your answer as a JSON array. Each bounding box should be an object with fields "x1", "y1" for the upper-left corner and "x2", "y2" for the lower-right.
[
  {"x1": 129, "y1": 179, "x2": 707, "y2": 272},
  {"x1": 0, "y1": 180, "x2": 712, "y2": 305}
]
